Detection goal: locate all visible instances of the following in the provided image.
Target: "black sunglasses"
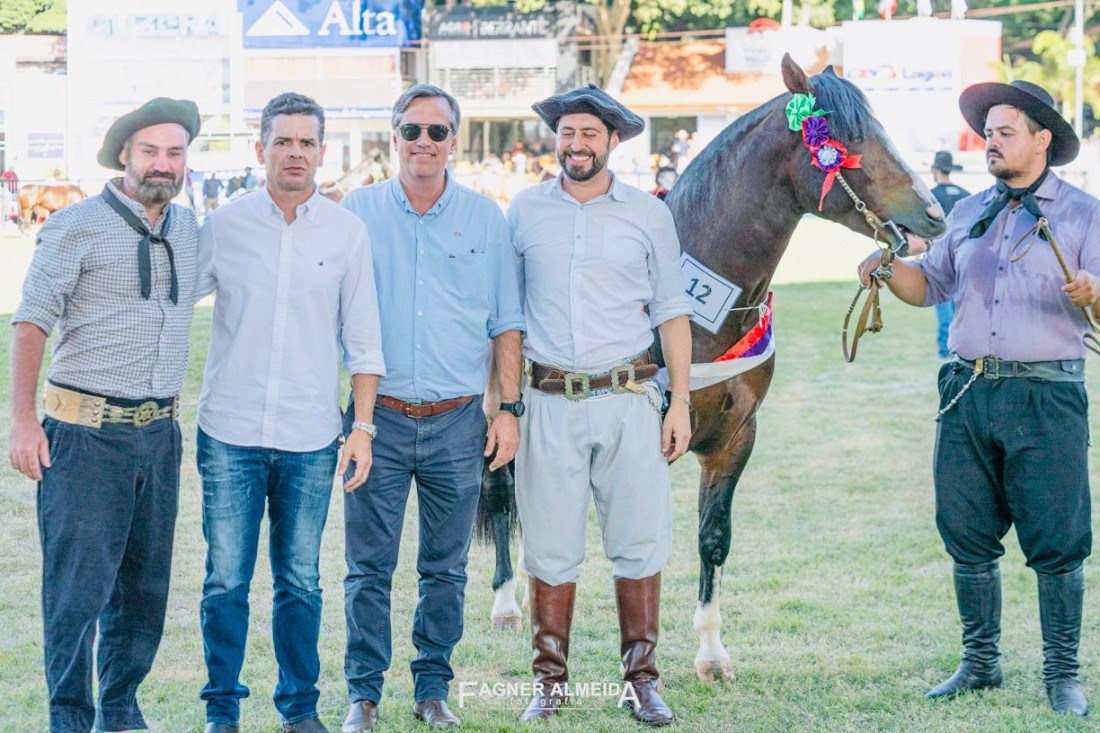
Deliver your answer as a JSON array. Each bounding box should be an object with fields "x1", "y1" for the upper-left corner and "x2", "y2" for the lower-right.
[{"x1": 398, "y1": 123, "x2": 452, "y2": 142}]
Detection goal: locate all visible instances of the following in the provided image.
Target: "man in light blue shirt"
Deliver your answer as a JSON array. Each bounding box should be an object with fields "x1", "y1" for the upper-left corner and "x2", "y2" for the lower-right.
[
  {"x1": 340, "y1": 84, "x2": 524, "y2": 732},
  {"x1": 195, "y1": 93, "x2": 385, "y2": 733}
]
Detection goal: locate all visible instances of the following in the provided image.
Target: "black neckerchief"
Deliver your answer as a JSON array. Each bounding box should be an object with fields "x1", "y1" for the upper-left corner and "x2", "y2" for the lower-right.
[
  {"x1": 101, "y1": 184, "x2": 178, "y2": 304},
  {"x1": 968, "y1": 167, "x2": 1050, "y2": 241}
]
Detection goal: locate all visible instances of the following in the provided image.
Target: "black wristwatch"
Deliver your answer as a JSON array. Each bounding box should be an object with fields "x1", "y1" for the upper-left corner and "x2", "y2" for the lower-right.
[{"x1": 499, "y1": 401, "x2": 525, "y2": 417}]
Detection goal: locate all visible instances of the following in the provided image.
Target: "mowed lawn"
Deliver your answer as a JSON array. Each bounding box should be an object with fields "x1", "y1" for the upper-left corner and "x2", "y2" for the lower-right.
[{"x1": 1, "y1": 281, "x2": 1099, "y2": 733}]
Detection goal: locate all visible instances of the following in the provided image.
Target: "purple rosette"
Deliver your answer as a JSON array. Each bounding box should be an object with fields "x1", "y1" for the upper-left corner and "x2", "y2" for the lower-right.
[
  {"x1": 801, "y1": 116, "x2": 830, "y2": 148},
  {"x1": 812, "y1": 143, "x2": 844, "y2": 173}
]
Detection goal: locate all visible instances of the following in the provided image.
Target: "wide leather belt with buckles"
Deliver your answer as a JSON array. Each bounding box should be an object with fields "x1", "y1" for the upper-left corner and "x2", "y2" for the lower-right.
[
  {"x1": 43, "y1": 382, "x2": 179, "y2": 429},
  {"x1": 379, "y1": 394, "x2": 476, "y2": 419},
  {"x1": 530, "y1": 354, "x2": 659, "y2": 400},
  {"x1": 955, "y1": 356, "x2": 1085, "y2": 382}
]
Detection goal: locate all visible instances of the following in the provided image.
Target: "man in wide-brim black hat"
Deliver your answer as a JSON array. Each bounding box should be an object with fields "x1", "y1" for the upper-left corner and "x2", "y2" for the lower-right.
[
  {"x1": 859, "y1": 80, "x2": 1100, "y2": 717},
  {"x1": 510, "y1": 85, "x2": 693, "y2": 727},
  {"x1": 9, "y1": 96, "x2": 201, "y2": 732}
]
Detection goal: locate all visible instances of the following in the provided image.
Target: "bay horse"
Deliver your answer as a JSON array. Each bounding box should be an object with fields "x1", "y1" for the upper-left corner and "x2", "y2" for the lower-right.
[
  {"x1": 18, "y1": 183, "x2": 86, "y2": 233},
  {"x1": 477, "y1": 54, "x2": 947, "y2": 679}
]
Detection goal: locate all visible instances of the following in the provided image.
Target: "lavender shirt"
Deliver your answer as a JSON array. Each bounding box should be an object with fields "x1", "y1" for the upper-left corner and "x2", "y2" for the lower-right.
[{"x1": 921, "y1": 171, "x2": 1100, "y2": 361}]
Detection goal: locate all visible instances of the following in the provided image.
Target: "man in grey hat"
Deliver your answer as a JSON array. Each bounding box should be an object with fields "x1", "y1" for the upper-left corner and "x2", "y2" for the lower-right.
[
  {"x1": 860, "y1": 80, "x2": 1100, "y2": 716},
  {"x1": 8, "y1": 97, "x2": 201, "y2": 732},
  {"x1": 508, "y1": 85, "x2": 692, "y2": 726}
]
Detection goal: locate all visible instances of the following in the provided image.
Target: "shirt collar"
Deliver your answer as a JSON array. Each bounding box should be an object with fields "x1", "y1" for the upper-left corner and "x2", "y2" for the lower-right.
[
  {"x1": 389, "y1": 170, "x2": 457, "y2": 217},
  {"x1": 257, "y1": 184, "x2": 322, "y2": 222},
  {"x1": 548, "y1": 171, "x2": 627, "y2": 204},
  {"x1": 976, "y1": 169, "x2": 1063, "y2": 205}
]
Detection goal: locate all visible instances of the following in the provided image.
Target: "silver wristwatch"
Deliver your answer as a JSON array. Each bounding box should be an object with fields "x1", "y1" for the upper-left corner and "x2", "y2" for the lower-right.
[{"x1": 351, "y1": 420, "x2": 378, "y2": 439}]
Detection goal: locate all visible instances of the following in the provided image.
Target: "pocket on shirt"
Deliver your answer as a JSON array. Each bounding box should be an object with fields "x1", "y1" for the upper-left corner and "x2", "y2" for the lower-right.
[{"x1": 439, "y1": 251, "x2": 489, "y2": 304}]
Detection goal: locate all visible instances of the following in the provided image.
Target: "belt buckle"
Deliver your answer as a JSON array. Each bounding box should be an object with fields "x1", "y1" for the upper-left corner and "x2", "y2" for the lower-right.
[
  {"x1": 610, "y1": 364, "x2": 635, "y2": 394},
  {"x1": 132, "y1": 401, "x2": 159, "y2": 427},
  {"x1": 564, "y1": 373, "x2": 590, "y2": 400},
  {"x1": 983, "y1": 356, "x2": 1001, "y2": 380}
]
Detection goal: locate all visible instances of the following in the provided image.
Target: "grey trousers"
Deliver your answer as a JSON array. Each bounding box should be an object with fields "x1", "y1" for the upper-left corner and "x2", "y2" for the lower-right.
[{"x1": 515, "y1": 384, "x2": 672, "y2": 586}]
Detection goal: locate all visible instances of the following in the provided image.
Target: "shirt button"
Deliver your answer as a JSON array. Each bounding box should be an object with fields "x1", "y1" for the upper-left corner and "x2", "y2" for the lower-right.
[
  {"x1": 419, "y1": 250, "x2": 425, "y2": 255},
  {"x1": 992, "y1": 331, "x2": 997, "y2": 336},
  {"x1": 417, "y1": 311, "x2": 423, "y2": 316},
  {"x1": 418, "y1": 280, "x2": 423, "y2": 286},
  {"x1": 575, "y1": 234, "x2": 582, "y2": 239},
  {"x1": 994, "y1": 299, "x2": 1000, "y2": 304}
]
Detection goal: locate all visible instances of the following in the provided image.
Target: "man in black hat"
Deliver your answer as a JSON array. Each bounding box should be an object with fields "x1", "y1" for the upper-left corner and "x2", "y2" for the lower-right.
[
  {"x1": 860, "y1": 80, "x2": 1100, "y2": 716},
  {"x1": 928, "y1": 151, "x2": 970, "y2": 358},
  {"x1": 509, "y1": 85, "x2": 692, "y2": 726},
  {"x1": 8, "y1": 97, "x2": 201, "y2": 732}
]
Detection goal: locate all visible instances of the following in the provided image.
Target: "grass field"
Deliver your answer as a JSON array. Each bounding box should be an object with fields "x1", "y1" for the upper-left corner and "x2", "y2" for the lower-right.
[{"x1": 2, "y1": 277, "x2": 1099, "y2": 732}]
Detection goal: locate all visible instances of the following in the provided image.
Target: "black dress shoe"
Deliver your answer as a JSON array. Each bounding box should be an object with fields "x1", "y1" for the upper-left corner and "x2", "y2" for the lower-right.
[
  {"x1": 342, "y1": 700, "x2": 380, "y2": 732},
  {"x1": 412, "y1": 699, "x2": 462, "y2": 728},
  {"x1": 282, "y1": 716, "x2": 330, "y2": 732},
  {"x1": 204, "y1": 725, "x2": 238, "y2": 733}
]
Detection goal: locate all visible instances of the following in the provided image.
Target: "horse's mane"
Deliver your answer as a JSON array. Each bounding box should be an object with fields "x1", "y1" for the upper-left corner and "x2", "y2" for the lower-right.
[{"x1": 809, "y1": 69, "x2": 875, "y2": 144}]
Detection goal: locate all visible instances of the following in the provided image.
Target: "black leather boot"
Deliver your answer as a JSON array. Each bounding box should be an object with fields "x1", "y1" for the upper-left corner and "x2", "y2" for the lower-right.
[
  {"x1": 927, "y1": 561, "x2": 1003, "y2": 699},
  {"x1": 1038, "y1": 566, "x2": 1088, "y2": 716}
]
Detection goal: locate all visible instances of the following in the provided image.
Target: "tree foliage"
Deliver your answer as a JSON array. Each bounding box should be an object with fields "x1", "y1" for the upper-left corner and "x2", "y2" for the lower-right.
[{"x1": 0, "y1": 0, "x2": 65, "y2": 35}]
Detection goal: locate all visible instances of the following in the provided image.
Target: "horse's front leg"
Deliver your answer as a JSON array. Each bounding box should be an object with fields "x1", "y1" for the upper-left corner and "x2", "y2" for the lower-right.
[
  {"x1": 694, "y1": 423, "x2": 757, "y2": 682},
  {"x1": 479, "y1": 459, "x2": 523, "y2": 631}
]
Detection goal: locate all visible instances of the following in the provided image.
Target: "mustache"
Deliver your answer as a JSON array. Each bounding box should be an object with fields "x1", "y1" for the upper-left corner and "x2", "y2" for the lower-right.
[{"x1": 143, "y1": 171, "x2": 177, "y2": 181}]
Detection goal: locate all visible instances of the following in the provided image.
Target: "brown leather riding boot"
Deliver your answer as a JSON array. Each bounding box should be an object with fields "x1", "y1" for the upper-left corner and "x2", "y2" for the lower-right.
[
  {"x1": 520, "y1": 578, "x2": 576, "y2": 722},
  {"x1": 616, "y1": 573, "x2": 675, "y2": 727}
]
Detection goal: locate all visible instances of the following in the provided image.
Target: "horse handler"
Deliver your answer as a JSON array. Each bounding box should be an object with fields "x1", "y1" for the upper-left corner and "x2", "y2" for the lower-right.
[
  {"x1": 509, "y1": 85, "x2": 693, "y2": 726},
  {"x1": 860, "y1": 80, "x2": 1100, "y2": 716},
  {"x1": 8, "y1": 98, "x2": 201, "y2": 732}
]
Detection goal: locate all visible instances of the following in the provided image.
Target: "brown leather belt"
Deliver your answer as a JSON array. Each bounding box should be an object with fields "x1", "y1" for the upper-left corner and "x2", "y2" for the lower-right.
[
  {"x1": 530, "y1": 354, "x2": 658, "y2": 399},
  {"x1": 379, "y1": 394, "x2": 476, "y2": 419},
  {"x1": 43, "y1": 382, "x2": 178, "y2": 429}
]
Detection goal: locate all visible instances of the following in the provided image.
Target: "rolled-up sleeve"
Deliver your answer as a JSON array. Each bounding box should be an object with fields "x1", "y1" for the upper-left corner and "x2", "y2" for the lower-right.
[
  {"x1": 11, "y1": 221, "x2": 85, "y2": 333},
  {"x1": 920, "y1": 223, "x2": 962, "y2": 307},
  {"x1": 487, "y1": 203, "x2": 525, "y2": 339},
  {"x1": 340, "y1": 221, "x2": 386, "y2": 377},
  {"x1": 645, "y1": 202, "x2": 692, "y2": 327}
]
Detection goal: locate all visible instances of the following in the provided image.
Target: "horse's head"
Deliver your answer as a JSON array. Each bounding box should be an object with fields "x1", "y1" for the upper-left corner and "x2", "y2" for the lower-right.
[{"x1": 780, "y1": 54, "x2": 946, "y2": 247}]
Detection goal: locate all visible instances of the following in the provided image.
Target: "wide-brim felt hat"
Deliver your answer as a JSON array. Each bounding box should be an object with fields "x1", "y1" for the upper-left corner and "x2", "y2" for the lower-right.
[
  {"x1": 959, "y1": 80, "x2": 1078, "y2": 166},
  {"x1": 532, "y1": 84, "x2": 644, "y2": 142},
  {"x1": 97, "y1": 98, "x2": 201, "y2": 171},
  {"x1": 932, "y1": 150, "x2": 962, "y2": 172}
]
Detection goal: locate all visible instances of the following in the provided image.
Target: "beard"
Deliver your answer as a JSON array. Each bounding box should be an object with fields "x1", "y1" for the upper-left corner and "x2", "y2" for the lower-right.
[
  {"x1": 127, "y1": 169, "x2": 183, "y2": 207},
  {"x1": 558, "y1": 149, "x2": 608, "y2": 182}
]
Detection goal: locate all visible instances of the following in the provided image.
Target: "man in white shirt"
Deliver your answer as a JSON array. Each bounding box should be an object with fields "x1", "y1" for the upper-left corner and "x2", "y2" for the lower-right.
[
  {"x1": 509, "y1": 85, "x2": 692, "y2": 726},
  {"x1": 194, "y1": 92, "x2": 385, "y2": 733}
]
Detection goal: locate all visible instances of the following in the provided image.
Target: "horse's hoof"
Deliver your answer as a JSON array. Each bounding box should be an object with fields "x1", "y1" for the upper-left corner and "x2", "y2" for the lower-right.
[
  {"x1": 694, "y1": 660, "x2": 733, "y2": 682},
  {"x1": 492, "y1": 614, "x2": 523, "y2": 632}
]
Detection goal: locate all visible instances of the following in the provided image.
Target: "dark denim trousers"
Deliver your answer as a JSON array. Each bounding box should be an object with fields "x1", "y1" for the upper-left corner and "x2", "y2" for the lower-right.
[
  {"x1": 343, "y1": 398, "x2": 486, "y2": 704},
  {"x1": 38, "y1": 416, "x2": 182, "y2": 733},
  {"x1": 934, "y1": 362, "x2": 1092, "y2": 573},
  {"x1": 196, "y1": 428, "x2": 339, "y2": 727}
]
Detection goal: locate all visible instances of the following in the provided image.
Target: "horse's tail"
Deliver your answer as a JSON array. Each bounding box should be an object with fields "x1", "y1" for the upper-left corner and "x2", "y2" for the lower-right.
[{"x1": 474, "y1": 458, "x2": 520, "y2": 546}]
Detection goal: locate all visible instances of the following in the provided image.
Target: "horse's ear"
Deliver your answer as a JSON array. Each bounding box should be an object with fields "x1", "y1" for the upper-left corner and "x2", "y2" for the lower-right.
[
  {"x1": 781, "y1": 53, "x2": 812, "y2": 95},
  {"x1": 823, "y1": 64, "x2": 838, "y2": 77}
]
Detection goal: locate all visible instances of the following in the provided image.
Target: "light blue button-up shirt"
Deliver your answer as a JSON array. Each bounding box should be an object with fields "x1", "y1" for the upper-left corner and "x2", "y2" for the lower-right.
[
  {"x1": 343, "y1": 175, "x2": 524, "y2": 402},
  {"x1": 508, "y1": 174, "x2": 692, "y2": 371},
  {"x1": 922, "y1": 171, "x2": 1100, "y2": 361},
  {"x1": 195, "y1": 187, "x2": 385, "y2": 452}
]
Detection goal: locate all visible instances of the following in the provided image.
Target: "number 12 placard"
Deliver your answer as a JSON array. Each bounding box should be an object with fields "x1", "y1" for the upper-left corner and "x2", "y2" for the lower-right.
[{"x1": 679, "y1": 253, "x2": 742, "y2": 335}]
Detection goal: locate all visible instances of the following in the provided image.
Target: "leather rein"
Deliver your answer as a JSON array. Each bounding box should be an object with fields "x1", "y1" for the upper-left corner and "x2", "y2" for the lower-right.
[{"x1": 837, "y1": 170, "x2": 909, "y2": 363}]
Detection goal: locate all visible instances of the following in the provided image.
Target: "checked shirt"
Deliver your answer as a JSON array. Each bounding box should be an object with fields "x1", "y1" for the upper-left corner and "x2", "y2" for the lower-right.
[{"x1": 12, "y1": 179, "x2": 198, "y2": 399}]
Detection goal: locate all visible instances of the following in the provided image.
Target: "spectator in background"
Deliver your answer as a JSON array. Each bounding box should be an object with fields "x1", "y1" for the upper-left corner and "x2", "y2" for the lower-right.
[
  {"x1": 668, "y1": 129, "x2": 689, "y2": 172},
  {"x1": 652, "y1": 166, "x2": 678, "y2": 200},
  {"x1": 242, "y1": 166, "x2": 258, "y2": 191},
  {"x1": 928, "y1": 150, "x2": 970, "y2": 358},
  {"x1": 202, "y1": 172, "x2": 221, "y2": 213}
]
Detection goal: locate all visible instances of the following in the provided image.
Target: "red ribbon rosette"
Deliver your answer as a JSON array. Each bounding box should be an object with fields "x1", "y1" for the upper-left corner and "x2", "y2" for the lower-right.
[{"x1": 810, "y1": 140, "x2": 862, "y2": 211}]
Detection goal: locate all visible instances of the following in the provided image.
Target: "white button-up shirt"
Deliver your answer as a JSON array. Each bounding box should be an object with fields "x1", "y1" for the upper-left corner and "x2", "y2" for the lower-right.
[
  {"x1": 195, "y1": 187, "x2": 385, "y2": 451},
  {"x1": 508, "y1": 174, "x2": 691, "y2": 371}
]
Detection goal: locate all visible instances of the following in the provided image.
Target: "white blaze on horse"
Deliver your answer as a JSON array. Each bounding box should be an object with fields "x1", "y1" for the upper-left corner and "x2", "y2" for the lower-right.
[{"x1": 476, "y1": 54, "x2": 946, "y2": 680}]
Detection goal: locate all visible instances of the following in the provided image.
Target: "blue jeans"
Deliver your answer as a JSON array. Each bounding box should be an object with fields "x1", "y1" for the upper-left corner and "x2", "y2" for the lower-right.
[
  {"x1": 196, "y1": 428, "x2": 339, "y2": 726},
  {"x1": 935, "y1": 300, "x2": 955, "y2": 357},
  {"x1": 343, "y1": 398, "x2": 486, "y2": 704},
  {"x1": 39, "y1": 415, "x2": 181, "y2": 733}
]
